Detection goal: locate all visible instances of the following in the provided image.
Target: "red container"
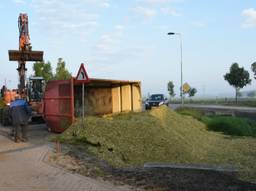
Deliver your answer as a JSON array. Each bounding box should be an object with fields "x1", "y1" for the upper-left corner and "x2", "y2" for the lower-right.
[{"x1": 43, "y1": 79, "x2": 74, "y2": 133}]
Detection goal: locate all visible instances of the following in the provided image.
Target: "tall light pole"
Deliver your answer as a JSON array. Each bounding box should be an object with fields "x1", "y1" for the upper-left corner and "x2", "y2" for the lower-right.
[{"x1": 167, "y1": 32, "x2": 184, "y2": 106}]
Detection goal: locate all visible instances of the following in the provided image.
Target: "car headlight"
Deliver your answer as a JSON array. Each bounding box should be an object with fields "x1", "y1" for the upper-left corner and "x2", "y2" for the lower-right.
[{"x1": 159, "y1": 101, "x2": 164, "y2": 106}]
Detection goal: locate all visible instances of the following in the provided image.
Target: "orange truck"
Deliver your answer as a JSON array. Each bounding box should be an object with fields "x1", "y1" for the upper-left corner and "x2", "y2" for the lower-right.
[
  {"x1": 0, "y1": 13, "x2": 44, "y2": 126},
  {"x1": 0, "y1": 89, "x2": 17, "y2": 125},
  {"x1": 3, "y1": 90, "x2": 18, "y2": 105}
]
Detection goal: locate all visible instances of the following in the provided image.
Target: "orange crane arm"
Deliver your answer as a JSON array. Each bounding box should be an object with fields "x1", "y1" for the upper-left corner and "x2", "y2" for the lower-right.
[
  {"x1": 8, "y1": 13, "x2": 43, "y2": 94},
  {"x1": 18, "y1": 13, "x2": 31, "y2": 51}
]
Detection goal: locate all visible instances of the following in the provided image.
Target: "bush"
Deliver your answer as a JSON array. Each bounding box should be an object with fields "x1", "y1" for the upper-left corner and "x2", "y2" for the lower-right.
[
  {"x1": 0, "y1": 98, "x2": 5, "y2": 109},
  {"x1": 202, "y1": 116, "x2": 256, "y2": 137}
]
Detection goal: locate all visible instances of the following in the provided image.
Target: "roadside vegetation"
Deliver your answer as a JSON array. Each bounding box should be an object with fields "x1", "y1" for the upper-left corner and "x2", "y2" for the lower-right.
[
  {"x1": 202, "y1": 116, "x2": 256, "y2": 137},
  {"x1": 175, "y1": 107, "x2": 203, "y2": 120},
  {"x1": 0, "y1": 98, "x2": 5, "y2": 109},
  {"x1": 56, "y1": 106, "x2": 256, "y2": 182},
  {"x1": 177, "y1": 107, "x2": 256, "y2": 137},
  {"x1": 170, "y1": 97, "x2": 256, "y2": 107}
]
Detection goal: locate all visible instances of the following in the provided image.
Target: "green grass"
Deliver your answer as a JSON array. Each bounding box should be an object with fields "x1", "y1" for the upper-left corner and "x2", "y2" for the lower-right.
[
  {"x1": 202, "y1": 116, "x2": 256, "y2": 137},
  {"x1": 176, "y1": 107, "x2": 256, "y2": 137},
  {"x1": 171, "y1": 97, "x2": 256, "y2": 107},
  {"x1": 175, "y1": 108, "x2": 256, "y2": 181},
  {"x1": 175, "y1": 107, "x2": 203, "y2": 120},
  {"x1": 56, "y1": 106, "x2": 256, "y2": 182}
]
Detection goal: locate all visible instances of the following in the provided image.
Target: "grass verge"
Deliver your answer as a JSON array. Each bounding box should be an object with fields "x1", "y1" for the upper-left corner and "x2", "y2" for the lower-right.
[
  {"x1": 176, "y1": 107, "x2": 203, "y2": 120},
  {"x1": 176, "y1": 107, "x2": 256, "y2": 137},
  {"x1": 202, "y1": 116, "x2": 256, "y2": 137}
]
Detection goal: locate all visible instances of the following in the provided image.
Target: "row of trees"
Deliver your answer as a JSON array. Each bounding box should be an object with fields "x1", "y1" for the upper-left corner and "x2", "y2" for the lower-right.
[
  {"x1": 224, "y1": 62, "x2": 256, "y2": 103},
  {"x1": 167, "y1": 62, "x2": 256, "y2": 103},
  {"x1": 33, "y1": 58, "x2": 72, "y2": 82},
  {"x1": 167, "y1": 81, "x2": 197, "y2": 99}
]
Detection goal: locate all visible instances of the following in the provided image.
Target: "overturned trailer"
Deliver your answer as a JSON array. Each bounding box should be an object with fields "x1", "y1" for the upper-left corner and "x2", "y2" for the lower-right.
[{"x1": 43, "y1": 78, "x2": 142, "y2": 133}]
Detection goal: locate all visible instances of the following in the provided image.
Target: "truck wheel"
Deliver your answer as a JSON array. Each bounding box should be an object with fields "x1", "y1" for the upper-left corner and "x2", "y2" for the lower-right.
[
  {"x1": 0, "y1": 109, "x2": 3, "y2": 125},
  {"x1": 2, "y1": 107, "x2": 10, "y2": 126}
]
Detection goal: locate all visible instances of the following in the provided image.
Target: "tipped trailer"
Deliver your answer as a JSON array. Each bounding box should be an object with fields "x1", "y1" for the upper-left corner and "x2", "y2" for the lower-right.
[{"x1": 43, "y1": 78, "x2": 142, "y2": 133}]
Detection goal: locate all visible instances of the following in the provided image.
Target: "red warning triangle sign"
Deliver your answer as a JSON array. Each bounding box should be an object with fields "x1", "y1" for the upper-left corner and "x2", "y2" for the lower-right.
[{"x1": 75, "y1": 63, "x2": 90, "y2": 83}]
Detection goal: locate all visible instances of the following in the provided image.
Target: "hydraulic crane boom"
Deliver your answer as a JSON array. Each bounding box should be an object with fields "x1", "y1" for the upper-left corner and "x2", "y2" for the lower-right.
[
  {"x1": 17, "y1": 13, "x2": 29, "y2": 92},
  {"x1": 0, "y1": 14, "x2": 45, "y2": 126},
  {"x1": 8, "y1": 13, "x2": 43, "y2": 94},
  {"x1": 18, "y1": 13, "x2": 31, "y2": 51}
]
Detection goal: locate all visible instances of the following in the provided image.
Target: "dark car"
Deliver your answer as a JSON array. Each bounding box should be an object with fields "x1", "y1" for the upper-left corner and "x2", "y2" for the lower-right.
[{"x1": 145, "y1": 94, "x2": 168, "y2": 110}]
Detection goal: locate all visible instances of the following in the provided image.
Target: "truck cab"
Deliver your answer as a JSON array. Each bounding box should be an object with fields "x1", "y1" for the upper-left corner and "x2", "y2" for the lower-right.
[
  {"x1": 27, "y1": 77, "x2": 45, "y2": 117},
  {"x1": 27, "y1": 77, "x2": 45, "y2": 102}
]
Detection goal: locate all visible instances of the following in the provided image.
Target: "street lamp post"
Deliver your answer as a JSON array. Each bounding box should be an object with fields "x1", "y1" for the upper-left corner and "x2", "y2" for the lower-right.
[{"x1": 167, "y1": 32, "x2": 184, "y2": 106}]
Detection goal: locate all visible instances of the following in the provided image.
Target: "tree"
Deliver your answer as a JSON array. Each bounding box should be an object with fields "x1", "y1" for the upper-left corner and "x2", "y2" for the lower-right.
[
  {"x1": 224, "y1": 63, "x2": 251, "y2": 104},
  {"x1": 54, "y1": 58, "x2": 72, "y2": 80},
  {"x1": 167, "y1": 81, "x2": 175, "y2": 98},
  {"x1": 33, "y1": 61, "x2": 53, "y2": 82},
  {"x1": 252, "y1": 62, "x2": 256, "y2": 79},
  {"x1": 188, "y1": 88, "x2": 197, "y2": 97}
]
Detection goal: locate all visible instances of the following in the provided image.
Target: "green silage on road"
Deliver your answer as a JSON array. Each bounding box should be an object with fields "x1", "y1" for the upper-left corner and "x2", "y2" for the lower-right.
[{"x1": 56, "y1": 106, "x2": 256, "y2": 182}]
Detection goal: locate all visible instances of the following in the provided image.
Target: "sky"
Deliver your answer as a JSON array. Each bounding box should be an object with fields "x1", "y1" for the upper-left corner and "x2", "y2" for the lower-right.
[{"x1": 0, "y1": 0, "x2": 256, "y2": 98}]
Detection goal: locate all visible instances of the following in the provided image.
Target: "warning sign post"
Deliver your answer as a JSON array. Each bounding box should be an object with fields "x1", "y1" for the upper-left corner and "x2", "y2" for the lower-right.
[
  {"x1": 75, "y1": 63, "x2": 90, "y2": 127},
  {"x1": 75, "y1": 63, "x2": 90, "y2": 83}
]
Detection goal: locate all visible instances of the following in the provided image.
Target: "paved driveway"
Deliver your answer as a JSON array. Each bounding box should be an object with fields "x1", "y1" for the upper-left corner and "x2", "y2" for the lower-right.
[{"x1": 0, "y1": 125, "x2": 132, "y2": 191}]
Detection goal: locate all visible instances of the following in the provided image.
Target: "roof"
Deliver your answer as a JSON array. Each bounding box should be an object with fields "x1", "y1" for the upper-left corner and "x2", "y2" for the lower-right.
[
  {"x1": 89, "y1": 78, "x2": 140, "y2": 84},
  {"x1": 73, "y1": 77, "x2": 140, "y2": 87}
]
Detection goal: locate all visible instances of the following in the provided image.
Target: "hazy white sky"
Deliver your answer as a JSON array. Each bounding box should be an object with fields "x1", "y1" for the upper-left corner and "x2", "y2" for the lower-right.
[{"x1": 0, "y1": 0, "x2": 256, "y2": 97}]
